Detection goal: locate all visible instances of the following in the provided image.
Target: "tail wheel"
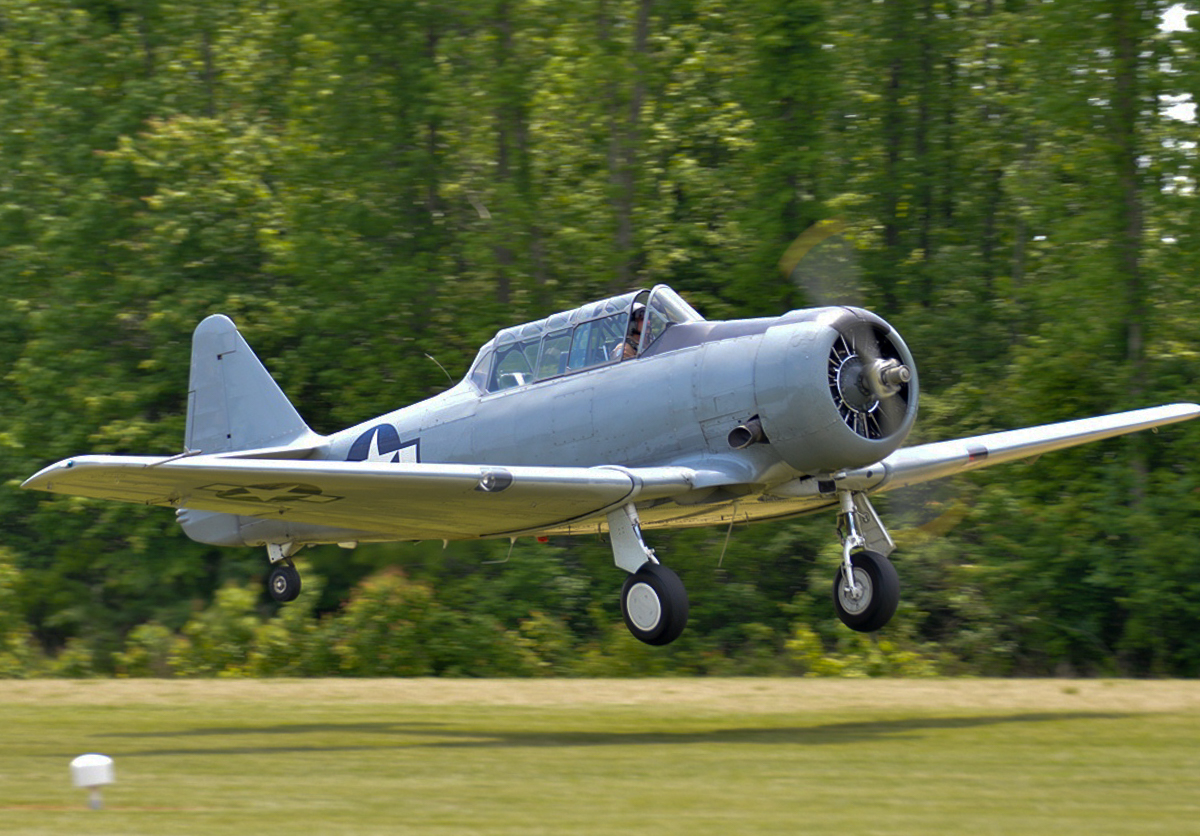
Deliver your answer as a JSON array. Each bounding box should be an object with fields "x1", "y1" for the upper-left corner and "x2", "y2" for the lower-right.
[
  {"x1": 621, "y1": 563, "x2": 689, "y2": 646},
  {"x1": 832, "y1": 550, "x2": 899, "y2": 632}
]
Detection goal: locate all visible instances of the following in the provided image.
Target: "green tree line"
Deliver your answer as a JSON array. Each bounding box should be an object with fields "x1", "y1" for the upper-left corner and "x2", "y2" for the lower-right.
[{"x1": 2, "y1": 0, "x2": 1199, "y2": 678}]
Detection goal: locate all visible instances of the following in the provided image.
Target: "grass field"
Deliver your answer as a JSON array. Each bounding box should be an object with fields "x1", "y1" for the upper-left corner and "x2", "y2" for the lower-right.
[{"x1": 2, "y1": 678, "x2": 1199, "y2": 835}]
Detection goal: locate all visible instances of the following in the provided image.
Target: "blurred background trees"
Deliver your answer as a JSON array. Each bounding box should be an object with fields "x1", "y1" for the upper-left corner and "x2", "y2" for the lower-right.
[{"x1": 2, "y1": 0, "x2": 1199, "y2": 677}]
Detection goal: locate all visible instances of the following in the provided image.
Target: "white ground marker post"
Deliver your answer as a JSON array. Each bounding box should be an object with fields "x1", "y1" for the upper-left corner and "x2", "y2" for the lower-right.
[{"x1": 70, "y1": 754, "x2": 115, "y2": 810}]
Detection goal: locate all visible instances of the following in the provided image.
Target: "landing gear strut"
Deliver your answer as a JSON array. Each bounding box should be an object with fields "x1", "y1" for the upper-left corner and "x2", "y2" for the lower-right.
[
  {"x1": 833, "y1": 491, "x2": 900, "y2": 632},
  {"x1": 608, "y1": 504, "x2": 689, "y2": 646}
]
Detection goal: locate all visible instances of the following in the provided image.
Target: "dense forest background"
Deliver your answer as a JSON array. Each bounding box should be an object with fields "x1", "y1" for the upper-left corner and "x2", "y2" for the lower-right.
[{"x1": 3, "y1": 0, "x2": 1200, "y2": 678}]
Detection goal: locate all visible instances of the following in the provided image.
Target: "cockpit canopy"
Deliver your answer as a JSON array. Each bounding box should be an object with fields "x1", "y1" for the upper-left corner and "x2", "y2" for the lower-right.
[{"x1": 467, "y1": 285, "x2": 704, "y2": 393}]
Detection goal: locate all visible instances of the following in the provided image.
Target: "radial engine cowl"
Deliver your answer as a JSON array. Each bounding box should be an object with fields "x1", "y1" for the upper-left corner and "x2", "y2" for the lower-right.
[{"x1": 752, "y1": 307, "x2": 918, "y2": 474}]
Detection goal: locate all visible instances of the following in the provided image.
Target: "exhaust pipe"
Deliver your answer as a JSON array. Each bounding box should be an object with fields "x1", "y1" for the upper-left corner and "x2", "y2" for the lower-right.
[{"x1": 728, "y1": 417, "x2": 766, "y2": 450}]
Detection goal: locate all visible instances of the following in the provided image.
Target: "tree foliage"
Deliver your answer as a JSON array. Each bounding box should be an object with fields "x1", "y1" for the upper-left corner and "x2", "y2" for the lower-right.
[{"x1": 2, "y1": 0, "x2": 1199, "y2": 677}]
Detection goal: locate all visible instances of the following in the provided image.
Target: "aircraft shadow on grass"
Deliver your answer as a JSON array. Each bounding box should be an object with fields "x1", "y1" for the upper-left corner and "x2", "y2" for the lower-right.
[{"x1": 96, "y1": 712, "x2": 1131, "y2": 758}]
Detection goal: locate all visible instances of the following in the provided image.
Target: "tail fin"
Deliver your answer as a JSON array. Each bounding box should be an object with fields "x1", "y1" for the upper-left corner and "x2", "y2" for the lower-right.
[{"x1": 184, "y1": 315, "x2": 315, "y2": 454}]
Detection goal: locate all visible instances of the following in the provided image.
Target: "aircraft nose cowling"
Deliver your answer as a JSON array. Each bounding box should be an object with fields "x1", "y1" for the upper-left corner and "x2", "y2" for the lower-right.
[{"x1": 752, "y1": 307, "x2": 919, "y2": 474}]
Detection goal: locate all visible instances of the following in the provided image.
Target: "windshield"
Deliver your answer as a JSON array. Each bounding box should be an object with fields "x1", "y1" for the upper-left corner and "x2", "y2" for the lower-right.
[{"x1": 637, "y1": 285, "x2": 704, "y2": 355}]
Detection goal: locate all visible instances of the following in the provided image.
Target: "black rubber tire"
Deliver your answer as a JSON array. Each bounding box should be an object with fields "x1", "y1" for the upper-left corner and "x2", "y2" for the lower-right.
[
  {"x1": 832, "y1": 550, "x2": 900, "y2": 632},
  {"x1": 620, "y1": 563, "x2": 689, "y2": 646},
  {"x1": 268, "y1": 564, "x2": 302, "y2": 603}
]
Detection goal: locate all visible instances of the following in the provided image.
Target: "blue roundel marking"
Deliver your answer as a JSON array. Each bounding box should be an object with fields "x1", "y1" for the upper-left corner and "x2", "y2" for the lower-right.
[{"x1": 347, "y1": 424, "x2": 404, "y2": 462}]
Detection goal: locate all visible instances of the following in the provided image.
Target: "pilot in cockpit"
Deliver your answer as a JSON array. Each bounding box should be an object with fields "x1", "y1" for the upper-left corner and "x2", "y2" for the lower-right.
[{"x1": 613, "y1": 304, "x2": 645, "y2": 361}]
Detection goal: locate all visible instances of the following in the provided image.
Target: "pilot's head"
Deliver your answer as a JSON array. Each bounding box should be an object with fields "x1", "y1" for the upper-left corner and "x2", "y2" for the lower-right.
[{"x1": 630, "y1": 304, "x2": 645, "y2": 336}]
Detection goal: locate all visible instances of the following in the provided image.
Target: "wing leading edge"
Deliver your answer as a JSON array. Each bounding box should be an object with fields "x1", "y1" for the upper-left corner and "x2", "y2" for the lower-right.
[{"x1": 850, "y1": 402, "x2": 1200, "y2": 494}]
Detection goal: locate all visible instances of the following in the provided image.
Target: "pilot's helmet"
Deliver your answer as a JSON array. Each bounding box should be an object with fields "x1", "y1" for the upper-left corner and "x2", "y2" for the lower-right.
[{"x1": 630, "y1": 302, "x2": 646, "y2": 322}]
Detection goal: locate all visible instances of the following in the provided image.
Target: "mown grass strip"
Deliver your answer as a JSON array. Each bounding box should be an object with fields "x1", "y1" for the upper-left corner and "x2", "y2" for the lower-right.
[{"x1": 2, "y1": 679, "x2": 1198, "y2": 836}]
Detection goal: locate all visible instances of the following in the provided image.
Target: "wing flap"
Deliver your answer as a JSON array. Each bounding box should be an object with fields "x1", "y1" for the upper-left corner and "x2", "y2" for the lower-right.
[{"x1": 21, "y1": 455, "x2": 701, "y2": 540}]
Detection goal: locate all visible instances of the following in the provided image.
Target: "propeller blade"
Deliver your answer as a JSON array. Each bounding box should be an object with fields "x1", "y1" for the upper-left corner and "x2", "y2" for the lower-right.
[
  {"x1": 876, "y1": 389, "x2": 907, "y2": 436},
  {"x1": 848, "y1": 321, "x2": 881, "y2": 365}
]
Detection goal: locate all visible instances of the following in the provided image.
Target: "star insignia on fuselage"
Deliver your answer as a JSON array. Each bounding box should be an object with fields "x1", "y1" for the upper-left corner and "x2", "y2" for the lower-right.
[
  {"x1": 347, "y1": 424, "x2": 419, "y2": 464},
  {"x1": 364, "y1": 431, "x2": 418, "y2": 464}
]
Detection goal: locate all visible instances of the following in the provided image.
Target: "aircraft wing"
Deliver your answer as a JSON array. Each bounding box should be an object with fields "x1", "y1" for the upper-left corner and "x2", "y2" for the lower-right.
[
  {"x1": 21, "y1": 455, "x2": 708, "y2": 541},
  {"x1": 23, "y1": 404, "x2": 1199, "y2": 540},
  {"x1": 851, "y1": 403, "x2": 1200, "y2": 493}
]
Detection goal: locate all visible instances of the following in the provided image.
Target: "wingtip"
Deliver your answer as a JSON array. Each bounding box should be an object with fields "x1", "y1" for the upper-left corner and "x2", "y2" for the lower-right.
[
  {"x1": 21, "y1": 455, "x2": 169, "y2": 493},
  {"x1": 20, "y1": 458, "x2": 72, "y2": 491},
  {"x1": 1164, "y1": 402, "x2": 1200, "y2": 421}
]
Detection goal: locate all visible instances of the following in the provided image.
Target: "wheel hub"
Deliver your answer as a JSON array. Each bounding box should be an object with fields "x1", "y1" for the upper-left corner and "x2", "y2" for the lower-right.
[
  {"x1": 625, "y1": 581, "x2": 662, "y2": 632},
  {"x1": 837, "y1": 567, "x2": 873, "y2": 616}
]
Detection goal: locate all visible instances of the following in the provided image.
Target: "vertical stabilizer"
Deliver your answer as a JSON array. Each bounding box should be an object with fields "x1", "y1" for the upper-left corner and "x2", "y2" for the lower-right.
[{"x1": 184, "y1": 315, "x2": 315, "y2": 454}]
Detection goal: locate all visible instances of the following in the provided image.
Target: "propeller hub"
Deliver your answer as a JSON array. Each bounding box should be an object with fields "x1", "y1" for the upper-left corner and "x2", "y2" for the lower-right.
[
  {"x1": 833, "y1": 356, "x2": 876, "y2": 411},
  {"x1": 865, "y1": 358, "x2": 910, "y2": 400}
]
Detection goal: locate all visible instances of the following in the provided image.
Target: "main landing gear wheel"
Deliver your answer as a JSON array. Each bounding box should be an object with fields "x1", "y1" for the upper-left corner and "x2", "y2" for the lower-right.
[
  {"x1": 621, "y1": 563, "x2": 689, "y2": 646},
  {"x1": 268, "y1": 564, "x2": 302, "y2": 603},
  {"x1": 832, "y1": 550, "x2": 899, "y2": 633}
]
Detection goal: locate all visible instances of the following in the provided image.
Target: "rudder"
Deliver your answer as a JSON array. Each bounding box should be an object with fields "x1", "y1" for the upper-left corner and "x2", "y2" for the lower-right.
[{"x1": 184, "y1": 315, "x2": 315, "y2": 454}]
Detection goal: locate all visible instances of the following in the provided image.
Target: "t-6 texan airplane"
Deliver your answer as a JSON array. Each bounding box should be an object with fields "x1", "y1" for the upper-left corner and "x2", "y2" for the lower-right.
[{"x1": 23, "y1": 285, "x2": 1199, "y2": 646}]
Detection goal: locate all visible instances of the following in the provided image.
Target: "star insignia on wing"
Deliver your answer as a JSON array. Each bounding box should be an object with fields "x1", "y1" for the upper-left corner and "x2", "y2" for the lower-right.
[{"x1": 200, "y1": 483, "x2": 342, "y2": 504}]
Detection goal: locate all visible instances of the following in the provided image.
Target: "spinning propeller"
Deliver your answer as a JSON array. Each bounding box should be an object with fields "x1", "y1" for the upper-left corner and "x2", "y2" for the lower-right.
[
  {"x1": 779, "y1": 219, "x2": 958, "y2": 545},
  {"x1": 778, "y1": 219, "x2": 914, "y2": 441}
]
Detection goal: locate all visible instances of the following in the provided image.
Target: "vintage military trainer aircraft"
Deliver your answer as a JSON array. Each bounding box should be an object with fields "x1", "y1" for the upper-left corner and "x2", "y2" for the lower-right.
[{"x1": 23, "y1": 285, "x2": 1200, "y2": 645}]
